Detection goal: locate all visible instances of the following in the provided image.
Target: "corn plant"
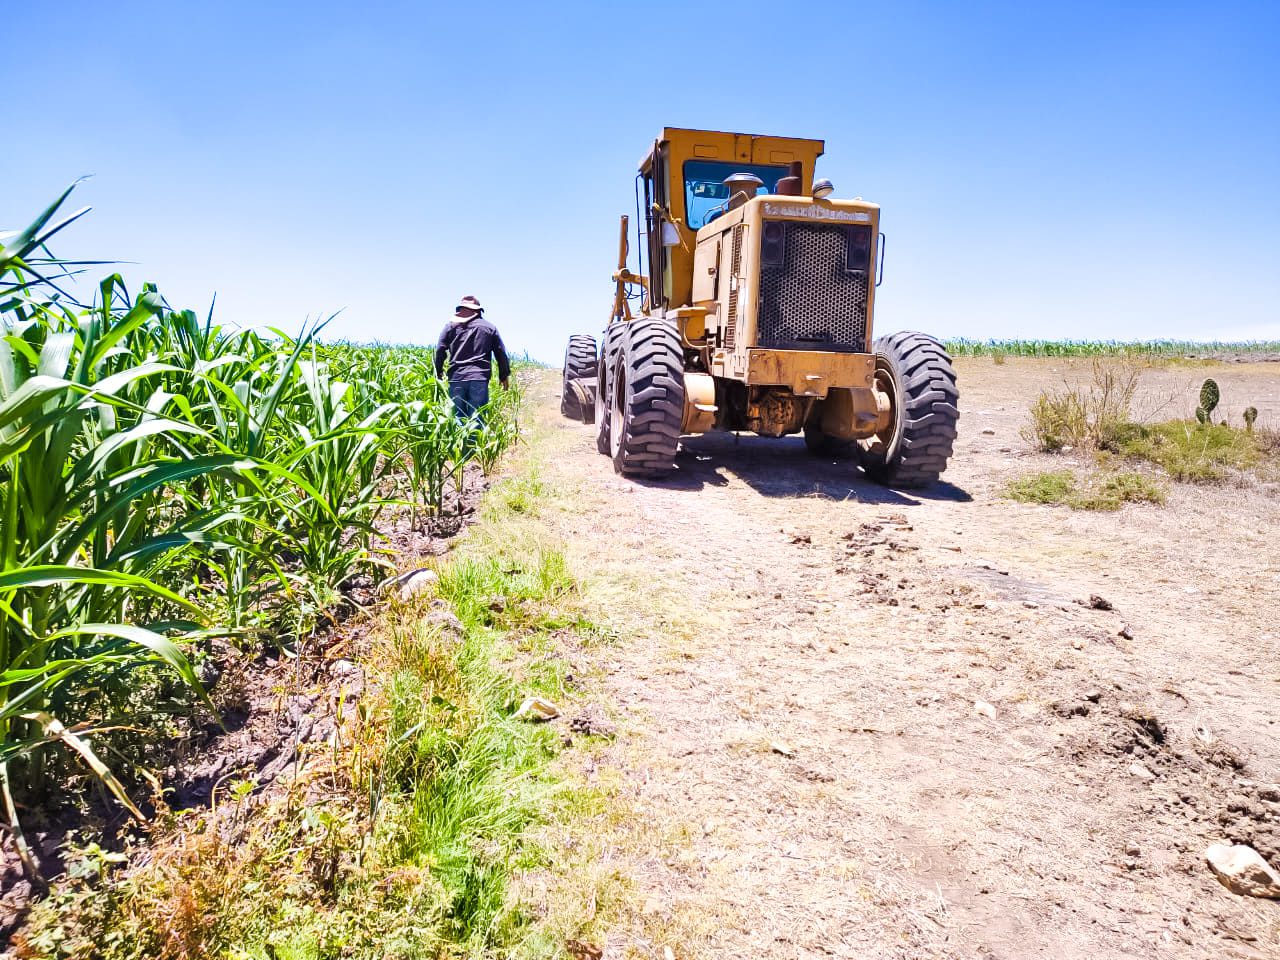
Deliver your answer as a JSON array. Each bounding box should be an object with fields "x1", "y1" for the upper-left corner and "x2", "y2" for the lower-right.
[{"x1": 0, "y1": 185, "x2": 525, "y2": 868}]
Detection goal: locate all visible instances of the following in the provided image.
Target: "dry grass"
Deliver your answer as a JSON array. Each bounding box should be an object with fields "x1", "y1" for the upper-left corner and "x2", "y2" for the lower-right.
[{"x1": 1023, "y1": 362, "x2": 1141, "y2": 453}]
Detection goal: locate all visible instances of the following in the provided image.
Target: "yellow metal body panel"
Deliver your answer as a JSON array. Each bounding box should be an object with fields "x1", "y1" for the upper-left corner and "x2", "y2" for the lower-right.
[
  {"x1": 699, "y1": 196, "x2": 881, "y2": 390},
  {"x1": 640, "y1": 128, "x2": 825, "y2": 311},
  {"x1": 616, "y1": 127, "x2": 890, "y2": 441},
  {"x1": 680, "y1": 372, "x2": 717, "y2": 433},
  {"x1": 746, "y1": 349, "x2": 875, "y2": 399}
]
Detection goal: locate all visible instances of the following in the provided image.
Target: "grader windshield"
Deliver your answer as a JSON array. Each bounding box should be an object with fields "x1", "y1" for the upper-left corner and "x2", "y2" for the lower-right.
[{"x1": 683, "y1": 160, "x2": 787, "y2": 229}]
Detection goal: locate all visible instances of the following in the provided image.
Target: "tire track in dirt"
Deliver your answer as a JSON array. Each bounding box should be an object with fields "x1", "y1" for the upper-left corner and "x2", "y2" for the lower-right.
[{"x1": 534, "y1": 360, "x2": 1280, "y2": 960}]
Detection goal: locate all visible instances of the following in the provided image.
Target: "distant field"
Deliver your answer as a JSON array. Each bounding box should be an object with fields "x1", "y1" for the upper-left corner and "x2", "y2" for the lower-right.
[{"x1": 945, "y1": 338, "x2": 1280, "y2": 359}]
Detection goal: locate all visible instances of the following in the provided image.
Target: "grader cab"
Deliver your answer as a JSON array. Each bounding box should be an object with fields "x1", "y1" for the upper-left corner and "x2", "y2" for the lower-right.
[{"x1": 561, "y1": 127, "x2": 959, "y2": 487}]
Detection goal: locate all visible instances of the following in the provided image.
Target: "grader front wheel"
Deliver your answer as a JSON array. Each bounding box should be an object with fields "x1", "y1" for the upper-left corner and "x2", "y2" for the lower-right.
[{"x1": 857, "y1": 332, "x2": 959, "y2": 488}]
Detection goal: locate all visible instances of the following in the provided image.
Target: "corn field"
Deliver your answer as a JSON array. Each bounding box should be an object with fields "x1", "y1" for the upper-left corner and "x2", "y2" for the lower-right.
[
  {"x1": 0, "y1": 187, "x2": 519, "y2": 861},
  {"x1": 945, "y1": 338, "x2": 1280, "y2": 358}
]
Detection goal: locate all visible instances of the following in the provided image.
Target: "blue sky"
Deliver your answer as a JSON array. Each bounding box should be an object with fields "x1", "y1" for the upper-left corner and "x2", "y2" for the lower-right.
[{"x1": 6, "y1": 1, "x2": 1278, "y2": 360}]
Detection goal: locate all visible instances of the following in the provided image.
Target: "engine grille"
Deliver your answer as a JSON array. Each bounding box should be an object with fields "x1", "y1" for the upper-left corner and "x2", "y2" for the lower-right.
[{"x1": 757, "y1": 223, "x2": 869, "y2": 352}]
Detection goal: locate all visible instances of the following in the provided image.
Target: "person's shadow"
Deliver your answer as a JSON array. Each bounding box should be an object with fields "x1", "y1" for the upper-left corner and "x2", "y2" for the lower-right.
[{"x1": 636, "y1": 432, "x2": 973, "y2": 506}]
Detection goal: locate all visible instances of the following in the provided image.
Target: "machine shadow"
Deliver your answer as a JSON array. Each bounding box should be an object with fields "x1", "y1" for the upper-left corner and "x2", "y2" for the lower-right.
[{"x1": 637, "y1": 432, "x2": 973, "y2": 505}]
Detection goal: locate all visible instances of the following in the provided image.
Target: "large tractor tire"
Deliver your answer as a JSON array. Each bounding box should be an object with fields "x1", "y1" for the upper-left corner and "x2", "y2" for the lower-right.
[
  {"x1": 608, "y1": 318, "x2": 684, "y2": 477},
  {"x1": 560, "y1": 334, "x2": 598, "y2": 419},
  {"x1": 857, "y1": 331, "x2": 959, "y2": 488},
  {"x1": 595, "y1": 324, "x2": 626, "y2": 455}
]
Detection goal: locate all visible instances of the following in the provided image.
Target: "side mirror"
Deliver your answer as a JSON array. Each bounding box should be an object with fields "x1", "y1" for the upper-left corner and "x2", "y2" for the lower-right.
[{"x1": 661, "y1": 222, "x2": 682, "y2": 247}]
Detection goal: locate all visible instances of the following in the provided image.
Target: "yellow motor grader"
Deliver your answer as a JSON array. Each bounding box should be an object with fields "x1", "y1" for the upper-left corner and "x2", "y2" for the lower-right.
[{"x1": 561, "y1": 127, "x2": 958, "y2": 487}]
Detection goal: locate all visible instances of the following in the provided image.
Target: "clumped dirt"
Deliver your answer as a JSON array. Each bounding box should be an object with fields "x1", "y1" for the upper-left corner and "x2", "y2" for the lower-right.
[{"x1": 533, "y1": 359, "x2": 1280, "y2": 959}]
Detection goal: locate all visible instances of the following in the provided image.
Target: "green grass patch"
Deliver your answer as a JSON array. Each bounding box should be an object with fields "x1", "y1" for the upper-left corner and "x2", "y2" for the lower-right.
[
  {"x1": 1005, "y1": 469, "x2": 1166, "y2": 511},
  {"x1": 1114, "y1": 420, "x2": 1271, "y2": 482}
]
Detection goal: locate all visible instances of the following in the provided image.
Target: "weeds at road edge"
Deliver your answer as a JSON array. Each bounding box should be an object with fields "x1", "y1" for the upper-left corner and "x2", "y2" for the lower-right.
[{"x1": 14, "y1": 468, "x2": 622, "y2": 959}]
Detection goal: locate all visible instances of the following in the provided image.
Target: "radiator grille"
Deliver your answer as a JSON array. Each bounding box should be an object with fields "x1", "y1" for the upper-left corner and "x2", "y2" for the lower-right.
[
  {"x1": 757, "y1": 223, "x2": 869, "y2": 352},
  {"x1": 724, "y1": 224, "x2": 744, "y2": 350}
]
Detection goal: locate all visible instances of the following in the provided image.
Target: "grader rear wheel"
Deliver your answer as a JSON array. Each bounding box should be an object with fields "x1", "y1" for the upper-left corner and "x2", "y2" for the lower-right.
[
  {"x1": 857, "y1": 332, "x2": 959, "y2": 488},
  {"x1": 560, "y1": 334, "x2": 597, "y2": 419},
  {"x1": 608, "y1": 318, "x2": 683, "y2": 477}
]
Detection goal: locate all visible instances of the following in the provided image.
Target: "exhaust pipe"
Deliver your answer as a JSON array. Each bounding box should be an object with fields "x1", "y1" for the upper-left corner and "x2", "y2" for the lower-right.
[{"x1": 774, "y1": 160, "x2": 803, "y2": 196}]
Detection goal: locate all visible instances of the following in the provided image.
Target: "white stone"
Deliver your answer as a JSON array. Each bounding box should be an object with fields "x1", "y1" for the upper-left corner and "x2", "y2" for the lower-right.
[
  {"x1": 1205, "y1": 843, "x2": 1280, "y2": 899},
  {"x1": 380, "y1": 568, "x2": 439, "y2": 602},
  {"x1": 513, "y1": 696, "x2": 560, "y2": 722}
]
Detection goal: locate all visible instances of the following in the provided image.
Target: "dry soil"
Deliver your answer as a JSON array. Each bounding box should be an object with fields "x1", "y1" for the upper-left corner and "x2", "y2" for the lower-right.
[{"x1": 534, "y1": 357, "x2": 1280, "y2": 960}]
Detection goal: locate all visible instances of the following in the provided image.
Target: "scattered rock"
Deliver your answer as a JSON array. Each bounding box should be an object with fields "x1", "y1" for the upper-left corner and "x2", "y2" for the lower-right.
[
  {"x1": 770, "y1": 740, "x2": 797, "y2": 757},
  {"x1": 1052, "y1": 699, "x2": 1090, "y2": 718},
  {"x1": 1121, "y1": 705, "x2": 1165, "y2": 744},
  {"x1": 513, "y1": 696, "x2": 560, "y2": 722},
  {"x1": 1084, "y1": 690, "x2": 1102, "y2": 703},
  {"x1": 974, "y1": 700, "x2": 997, "y2": 719},
  {"x1": 981, "y1": 429, "x2": 996, "y2": 436},
  {"x1": 569, "y1": 707, "x2": 616, "y2": 739},
  {"x1": 790, "y1": 533, "x2": 812, "y2": 544},
  {"x1": 1085, "y1": 594, "x2": 1113, "y2": 611},
  {"x1": 380, "y1": 567, "x2": 438, "y2": 602},
  {"x1": 1205, "y1": 843, "x2": 1280, "y2": 898},
  {"x1": 425, "y1": 608, "x2": 465, "y2": 639},
  {"x1": 330, "y1": 659, "x2": 359, "y2": 677},
  {"x1": 1022, "y1": 600, "x2": 1040, "y2": 609},
  {"x1": 1125, "y1": 843, "x2": 1142, "y2": 857},
  {"x1": 1071, "y1": 638, "x2": 1086, "y2": 650},
  {"x1": 1118, "y1": 624, "x2": 1134, "y2": 640},
  {"x1": 198, "y1": 657, "x2": 223, "y2": 689},
  {"x1": 1129, "y1": 761, "x2": 1156, "y2": 780}
]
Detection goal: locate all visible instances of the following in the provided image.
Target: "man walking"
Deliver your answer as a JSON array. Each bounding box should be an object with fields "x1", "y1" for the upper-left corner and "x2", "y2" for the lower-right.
[{"x1": 434, "y1": 295, "x2": 511, "y2": 420}]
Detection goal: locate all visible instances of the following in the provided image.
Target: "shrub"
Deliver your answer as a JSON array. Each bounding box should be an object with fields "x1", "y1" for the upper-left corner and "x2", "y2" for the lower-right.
[{"x1": 1023, "y1": 362, "x2": 1140, "y2": 452}]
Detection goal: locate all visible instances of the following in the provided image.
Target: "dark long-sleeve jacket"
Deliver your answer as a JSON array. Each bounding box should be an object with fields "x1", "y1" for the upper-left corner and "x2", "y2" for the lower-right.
[{"x1": 434, "y1": 316, "x2": 511, "y2": 382}]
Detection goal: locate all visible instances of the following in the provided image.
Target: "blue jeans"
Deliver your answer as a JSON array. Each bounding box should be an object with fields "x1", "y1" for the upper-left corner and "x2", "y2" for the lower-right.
[{"x1": 449, "y1": 379, "x2": 490, "y2": 421}]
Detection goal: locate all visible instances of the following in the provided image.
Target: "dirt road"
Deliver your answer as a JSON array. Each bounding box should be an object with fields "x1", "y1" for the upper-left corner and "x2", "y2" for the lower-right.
[{"x1": 531, "y1": 358, "x2": 1280, "y2": 959}]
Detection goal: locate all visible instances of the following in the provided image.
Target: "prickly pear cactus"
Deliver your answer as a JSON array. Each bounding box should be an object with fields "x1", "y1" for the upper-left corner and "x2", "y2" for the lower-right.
[
  {"x1": 1244, "y1": 406, "x2": 1258, "y2": 433},
  {"x1": 1199, "y1": 379, "x2": 1220, "y2": 416},
  {"x1": 1194, "y1": 378, "x2": 1220, "y2": 427}
]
